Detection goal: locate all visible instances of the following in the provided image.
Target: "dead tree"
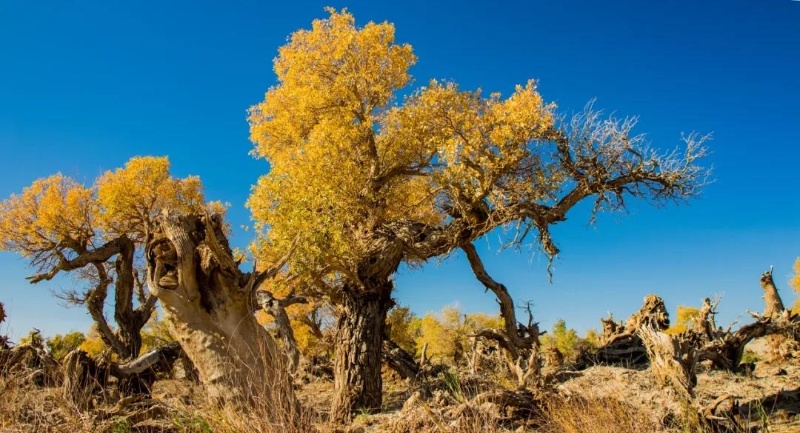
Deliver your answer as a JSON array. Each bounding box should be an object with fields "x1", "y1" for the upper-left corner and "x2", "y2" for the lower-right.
[
  {"x1": 462, "y1": 243, "x2": 546, "y2": 388},
  {"x1": 578, "y1": 294, "x2": 670, "y2": 368},
  {"x1": 0, "y1": 329, "x2": 61, "y2": 387},
  {"x1": 691, "y1": 269, "x2": 799, "y2": 371},
  {"x1": 382, "y1": 339, "x2": 420, "y2": 380},
  {"x1": 145, "y1": 211, "x2": 300, "y2": 420},
  {"x1": 62, "y1": 342, "x2": 183, "y2": 410},
  {"x1": 639, "y1": 326, "x2": 699, "y2": 399},
  {"x1": 256, "y1": 289, "x2": 308, "y2": 373}
]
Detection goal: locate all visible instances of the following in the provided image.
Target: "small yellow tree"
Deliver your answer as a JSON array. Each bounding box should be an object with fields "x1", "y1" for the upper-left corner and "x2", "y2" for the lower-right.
[
  {"x1": 0, "y1": 156, "x2": 205, "y2": 359},
  {"x1": 665, "y1": 305, "x2": 701, "y2": 335}
]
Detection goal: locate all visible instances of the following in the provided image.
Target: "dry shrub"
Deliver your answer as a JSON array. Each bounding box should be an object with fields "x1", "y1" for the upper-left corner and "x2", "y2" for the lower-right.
[
  {"x1": 541, "y1": 395, "x2": 662, "y2": 433},
  {"x1": 0, "y1": 371, "x2": 85, "y2": 432},
  {"x1": 185, "y1": 339, "x2": 318, "y2": 433},
  {"x1": 382, "y1": 402, "x2": 507, "y2": 433}
]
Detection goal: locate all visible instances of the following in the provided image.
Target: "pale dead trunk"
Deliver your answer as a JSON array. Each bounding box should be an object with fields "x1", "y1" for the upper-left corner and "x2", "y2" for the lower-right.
[
  {"x1": 257, "y1": 289, "x2": 307, "y2": 373},
  {"x1": 760, "y1": 267, "x2": 785, "y2": 319},
  {"x1": 330, "y1": 288, "x2": 391, "y2": 423},
  {"x1": 146, "y1": 212, "x2": 296, "y2": 413}
]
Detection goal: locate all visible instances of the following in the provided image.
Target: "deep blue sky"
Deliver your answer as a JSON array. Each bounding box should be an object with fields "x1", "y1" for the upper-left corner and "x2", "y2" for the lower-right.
[{"x1": 1, "y1": 1, "x2": 798, "y2": 339}]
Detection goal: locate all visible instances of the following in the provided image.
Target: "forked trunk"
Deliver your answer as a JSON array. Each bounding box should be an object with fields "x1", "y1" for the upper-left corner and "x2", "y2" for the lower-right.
[
  {"x1": 146, "y1": 212, "x2": 296, "y2": 413},
  {"x1": 330, "y1": 288, "x2": 392, "y2": 423}
]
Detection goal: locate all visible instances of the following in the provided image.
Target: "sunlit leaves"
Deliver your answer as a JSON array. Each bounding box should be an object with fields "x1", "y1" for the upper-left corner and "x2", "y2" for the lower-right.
[
  {"x1": 0, "y1": 156, "x2": 206, "y2": 270},
  {"x1": 96, "y1": 156, "x2": 204, "y2": 240},
  {"x1": 0, "y1": 174, "x2": 95, "y2": 263},
  {"x1": 247, "y1": 9, "x2": 556, "y2": 278}
]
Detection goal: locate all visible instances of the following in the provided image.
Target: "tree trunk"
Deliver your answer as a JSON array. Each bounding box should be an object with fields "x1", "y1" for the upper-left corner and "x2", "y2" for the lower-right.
[
  {"x1": 330, "y1": 288, "x2": 392, "y2": 423},
  {"x1": 146, "y1": 212, "x2": 296, "y2": 414},
  {"x1": 257, "y1": 289, "x2": 307, "y2": 373},
  {"x1": 760, "y1": 268, "x2": 785, "y2": 319}
]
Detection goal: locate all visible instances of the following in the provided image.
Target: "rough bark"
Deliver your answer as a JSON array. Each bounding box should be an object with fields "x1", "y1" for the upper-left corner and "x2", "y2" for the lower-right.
[
  {"x1": 331, "y1": 287, "x2": 393, "y2": 422},
  {"x1": 146, "y1": 211, "x2": 296, "y2": 413}
]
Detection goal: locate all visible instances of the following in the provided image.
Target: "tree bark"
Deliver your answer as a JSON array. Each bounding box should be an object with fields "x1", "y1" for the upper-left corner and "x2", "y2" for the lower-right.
[
  {"x1": 330, "y1": 287, "x2": 392, "y2": 423},
  {"x1": 146, "y1": 212, "x2": 296, "y2": 413}
]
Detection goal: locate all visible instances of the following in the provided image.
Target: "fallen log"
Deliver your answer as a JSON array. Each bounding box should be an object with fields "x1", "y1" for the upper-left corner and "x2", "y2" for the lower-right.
[
  {"x1": 382, "y1": 339, "x2": 419, "y2": 380},
  {"x1": 62, "y1": 342, "x2": 183, "y2": 410}
]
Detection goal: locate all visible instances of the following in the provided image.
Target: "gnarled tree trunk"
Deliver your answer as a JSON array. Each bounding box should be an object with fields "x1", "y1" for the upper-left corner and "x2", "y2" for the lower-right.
[
  {"x1": 578, "y1": 294, "x2": 670, "y2": 368},
  {"x1": 330, "y1": 286, "x2": 393, "y2": 423},
  {"x1": 146, "y1": 212, "x2": 295, "y2": 412}
]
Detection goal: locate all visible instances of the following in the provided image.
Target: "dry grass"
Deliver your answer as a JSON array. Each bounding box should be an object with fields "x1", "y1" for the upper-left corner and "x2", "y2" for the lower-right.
[
  {"x1": 540, "y1": 395, "x2": 663, "y2": 433},
  {"x1": 2, "y1": 336, "x2": 800, "y2": 433}
]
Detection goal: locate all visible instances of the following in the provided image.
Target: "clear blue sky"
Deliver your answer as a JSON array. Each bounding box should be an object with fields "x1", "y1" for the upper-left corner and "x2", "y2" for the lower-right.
[{"x1": 1, "y1": 1, "x2": 798, "y2": 339}]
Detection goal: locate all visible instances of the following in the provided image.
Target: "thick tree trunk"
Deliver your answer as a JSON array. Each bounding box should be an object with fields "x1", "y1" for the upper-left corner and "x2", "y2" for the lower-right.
[
  {"x1": 146, "y1": 212, "x2": 296, "y2": 414},
  {"x1": 330, "y1": 288, "x2": 392, "y2": 423}
]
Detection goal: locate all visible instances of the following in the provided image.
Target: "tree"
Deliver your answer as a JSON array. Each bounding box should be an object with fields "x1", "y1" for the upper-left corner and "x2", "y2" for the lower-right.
[
  {"x1": 248, "y1": 9, "x2": 708, "y2": 421},
  {"x1": 386, "y1": 305, "x2": 419, "y2": 356},
  {"x1": 46, "y1": 331, "x2": 86, "y2": 361},
  {"x1": 144, "y1": 211, "x2": 299, "y2": 423},
  {"x1": 666, "y1": 305, "x2": 701, "y2": 335},
  {"x1": 791, "y1": 258, "x2": 800, "y2": 313},
  {"x1": 0, "y1": 157, "x2": 204, "y2": 359},
  {"x1": 541, "y1": 319, "x2": 580, "y2": 360}
]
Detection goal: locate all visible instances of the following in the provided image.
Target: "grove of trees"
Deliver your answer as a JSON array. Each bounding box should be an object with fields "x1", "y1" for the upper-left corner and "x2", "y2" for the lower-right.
[{"x1": 0, "y1": 8, "x2": 720, "y2": 426}]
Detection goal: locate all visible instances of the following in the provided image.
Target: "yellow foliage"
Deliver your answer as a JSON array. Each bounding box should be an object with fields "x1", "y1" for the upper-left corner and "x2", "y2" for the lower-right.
[
  {"x1": 0, "y1": 156, "x2": 206, "y2": 257},
  {"x1": 96, "y1": 156, "x2": 204, "y2": 240},
  {"x1": 791, "y1": 257, "x2": 800, "y2": 314},
  {"x1": 0, "y1": 174, "x2": 95, "y2": 260},
  {"x1": 665, "y1": 305, "x2": 700, "y2": 335},
  {"x1": 247, "y1": 9, "x2": 555, "y2": 280},
  {"x1": 386, "y1": 306, "x2": 419, "y2": 355},
  {"x1": 79, "y1": 327, "x2": 108, "y2": 358},
  {"x1": 414, "y1": 306, "x2": 502, "y2": 363}
]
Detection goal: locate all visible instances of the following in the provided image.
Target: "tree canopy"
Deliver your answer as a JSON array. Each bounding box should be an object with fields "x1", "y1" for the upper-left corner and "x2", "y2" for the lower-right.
[{"x1": 0, "y1": 156, "x2": 208, "y2": 358}]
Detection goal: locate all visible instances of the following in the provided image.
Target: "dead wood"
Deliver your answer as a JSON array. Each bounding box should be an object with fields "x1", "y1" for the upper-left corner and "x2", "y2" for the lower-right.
[
  {"x1": 62, "y1": 343, "x2": 183, "y2": 410},
  {"x1": 0, "y1": 330, "x2": 60, "y2": 386},
  {"x1": 578, "y1": 294, "x2": 669, "y2": 369},
  {"x1": 256, "y1": 289, "x2": 307, "y2": 373},
  {"x1": 690, "y1": 269, "x2": 799, "y2": 371},
  {"x1": 639, "y1": 326, "x2": 698, "y2": 399},
  {"x1": 382, "y1": 339, "x2": 420, "y2": 380}
]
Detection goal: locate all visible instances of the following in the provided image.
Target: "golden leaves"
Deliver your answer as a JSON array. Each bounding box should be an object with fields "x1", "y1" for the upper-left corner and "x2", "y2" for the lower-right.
[
  {"x1": 96, "y1": 156, "x2": 204, "y2": 239},
  {"x1": 0, "y1": 156, "x2": 206, "y2": 259},
  {"x1": 247, "y1": 9, "x2": 558, "y2": 278},
  {"x1": 0, "y1": 174, "x2": 94, "y2": 257}
]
